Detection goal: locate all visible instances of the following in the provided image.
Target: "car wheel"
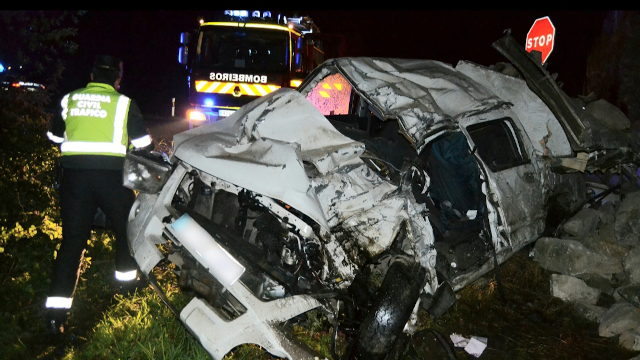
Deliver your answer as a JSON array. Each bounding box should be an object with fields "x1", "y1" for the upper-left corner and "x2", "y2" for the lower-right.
[{"x1": 352, "y1": 260, "x2": 426, "y2": 360}]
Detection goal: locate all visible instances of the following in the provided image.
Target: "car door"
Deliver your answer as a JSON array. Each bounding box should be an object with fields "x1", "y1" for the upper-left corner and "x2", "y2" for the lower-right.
[{"x1": 459, "y1": 109, "x2": 547, "y2": 251}]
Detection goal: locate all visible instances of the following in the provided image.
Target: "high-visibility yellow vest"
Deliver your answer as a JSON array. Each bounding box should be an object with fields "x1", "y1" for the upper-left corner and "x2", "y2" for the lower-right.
[{"x1": 59, "y1": 82, "x2": 131, "y2": 157}]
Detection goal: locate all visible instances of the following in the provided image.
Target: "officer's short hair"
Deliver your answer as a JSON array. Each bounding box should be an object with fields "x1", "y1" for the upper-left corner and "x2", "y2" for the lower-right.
[{"x1": 92, "y1": 55, "x2": 122, "y2": 85}]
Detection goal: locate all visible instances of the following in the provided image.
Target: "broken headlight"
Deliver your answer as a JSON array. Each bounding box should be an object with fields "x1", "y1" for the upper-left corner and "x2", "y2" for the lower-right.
[{"x1": 123, "y1": 150, "x2": 173, "y2": 193}]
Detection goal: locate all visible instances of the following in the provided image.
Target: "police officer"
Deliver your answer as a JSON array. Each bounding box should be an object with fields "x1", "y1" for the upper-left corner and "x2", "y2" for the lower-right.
[{"x1": 45, "y1": 55, "x2": 154, "y2": 334}]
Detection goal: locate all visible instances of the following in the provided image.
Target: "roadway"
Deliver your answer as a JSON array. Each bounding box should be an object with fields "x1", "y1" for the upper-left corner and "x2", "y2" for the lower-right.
[
  {"x1": 146, "y1": 114, "x2": 228, "y2": 149},
  {"x1": 145, "y1": 114, "x2": 191, "y2": 150}
]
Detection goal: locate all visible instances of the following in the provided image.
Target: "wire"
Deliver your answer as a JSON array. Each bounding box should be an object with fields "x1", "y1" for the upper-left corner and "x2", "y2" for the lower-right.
[{"x1": 294, "y1": 259, "x2": 303, "y2": 274}]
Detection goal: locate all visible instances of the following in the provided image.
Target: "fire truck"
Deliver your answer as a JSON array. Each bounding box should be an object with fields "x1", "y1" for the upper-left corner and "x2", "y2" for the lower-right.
[{"x1": 179, "y1": 10, "x2": 328, "y2": 127}]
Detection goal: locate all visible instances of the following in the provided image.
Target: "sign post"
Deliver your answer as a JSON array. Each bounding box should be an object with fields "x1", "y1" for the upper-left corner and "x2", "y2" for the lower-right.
[{"x1": 526, "y1": 16, "x2": 555, "y2": 64}]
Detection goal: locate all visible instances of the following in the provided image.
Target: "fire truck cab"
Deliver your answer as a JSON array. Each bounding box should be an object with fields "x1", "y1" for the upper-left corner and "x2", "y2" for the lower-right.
[{"x1": 179, "y1": 10, "x2": 325, "y2": 128}]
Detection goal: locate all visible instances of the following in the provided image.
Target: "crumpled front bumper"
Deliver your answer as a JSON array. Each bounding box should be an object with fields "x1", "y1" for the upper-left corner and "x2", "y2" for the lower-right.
[
  {"x1": 180, "y1": 283, "x2": 323, "y2": 360},
  {"x1": 126, "y1": 166, "x2": 326, "y2": 360}
]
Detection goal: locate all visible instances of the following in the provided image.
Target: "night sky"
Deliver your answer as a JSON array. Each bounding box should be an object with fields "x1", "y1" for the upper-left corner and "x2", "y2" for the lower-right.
[{"x1": 64, "y1": 10, "x2": 610, "y2": 119}]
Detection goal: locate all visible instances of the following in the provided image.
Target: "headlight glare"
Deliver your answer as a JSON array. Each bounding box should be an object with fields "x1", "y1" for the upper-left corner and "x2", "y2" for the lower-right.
[{"x1": 123, "y1": 152, "x2": 173, "y2": 193}]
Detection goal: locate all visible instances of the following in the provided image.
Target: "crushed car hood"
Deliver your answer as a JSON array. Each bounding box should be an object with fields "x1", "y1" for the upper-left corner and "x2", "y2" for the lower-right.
[{"x1": 172, "y1": 89, "x2": 367, "y2": 231}]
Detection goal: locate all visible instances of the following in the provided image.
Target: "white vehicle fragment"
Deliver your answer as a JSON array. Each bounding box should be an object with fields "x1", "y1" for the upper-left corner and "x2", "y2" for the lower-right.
[
  {"x1": 180, "y1": 283, "x2": 323, "y2": 360},
  {"x1": 450, "y1": 333, "x2": 488, "y2": 358}
]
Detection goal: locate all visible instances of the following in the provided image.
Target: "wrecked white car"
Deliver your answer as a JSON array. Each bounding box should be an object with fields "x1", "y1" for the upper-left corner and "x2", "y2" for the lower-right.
[{"x1": 125, "y1": 34, "x2": 638, "y2": 360}]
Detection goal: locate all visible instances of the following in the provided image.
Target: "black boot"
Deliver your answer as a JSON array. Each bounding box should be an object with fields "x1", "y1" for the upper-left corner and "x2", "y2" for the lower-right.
[{"x1": 45, "y1": 308, "x2": 69, "y2": 335}]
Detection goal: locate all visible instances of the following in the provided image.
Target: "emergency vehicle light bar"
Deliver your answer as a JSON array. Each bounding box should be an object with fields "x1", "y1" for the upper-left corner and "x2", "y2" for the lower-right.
[
  {"x1": 203, "y1": 22, "x2": 297, "y2": 35},
  {"x1": 225, "y1": 10, "x2": 272, "y2": 18},
  {"x1": 8, "y1": 81, "x2": 45, "y2": 90},
  {"x1": 286, "y1": 17, "x2": 316, "y2": 34},
  {"x1": 224, "y1": 10, "x2": 248, "y2": 17}
]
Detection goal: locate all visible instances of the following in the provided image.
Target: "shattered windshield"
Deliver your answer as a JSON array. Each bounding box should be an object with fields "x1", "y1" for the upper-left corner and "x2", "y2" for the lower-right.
[
  {"x1": 305, "y1": 72, "x2": 353, "y2": 116},
  {"x1": 195, "y1": 25, "x2": 289, "y2": 73}
]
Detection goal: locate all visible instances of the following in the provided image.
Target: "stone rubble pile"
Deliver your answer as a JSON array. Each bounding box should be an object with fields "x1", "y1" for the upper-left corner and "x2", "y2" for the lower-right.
[{"x1": 533, "y1": 188, "x2": 640, "y2": 356}]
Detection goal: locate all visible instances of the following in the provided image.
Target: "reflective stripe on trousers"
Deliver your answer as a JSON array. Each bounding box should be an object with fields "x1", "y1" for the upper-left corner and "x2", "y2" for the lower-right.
[{"x1": 45, "y1": 296, "x2": 73, "y2": 309}]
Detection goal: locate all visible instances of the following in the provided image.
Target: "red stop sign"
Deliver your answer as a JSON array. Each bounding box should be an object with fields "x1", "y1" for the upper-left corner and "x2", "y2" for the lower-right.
[{"x1": 526, "y1": 16, "x2": 555, "y2": 64}]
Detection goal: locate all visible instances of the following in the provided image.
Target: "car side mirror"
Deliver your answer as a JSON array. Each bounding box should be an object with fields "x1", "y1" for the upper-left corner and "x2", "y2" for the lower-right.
[
  {"x1": 178, "y1": 32, "x2": 191, "y2": 65},
  {"x1": 180, "y1": 32, "x2": 190, "y2": 44},
  {"x1": 178, "y1": 46, "x2": 188, "y2": 65}
]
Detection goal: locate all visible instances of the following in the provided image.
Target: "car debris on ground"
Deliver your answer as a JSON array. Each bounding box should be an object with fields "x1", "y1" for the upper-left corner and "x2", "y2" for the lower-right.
[{"x1": 450, "y1": 333, "x2": 488, "y2": 357}]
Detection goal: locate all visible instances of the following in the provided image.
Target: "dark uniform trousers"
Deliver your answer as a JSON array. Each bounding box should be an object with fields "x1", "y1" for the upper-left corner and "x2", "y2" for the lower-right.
[{"x1": 49, "y1": 167, "x2": 138, "y2": 298}]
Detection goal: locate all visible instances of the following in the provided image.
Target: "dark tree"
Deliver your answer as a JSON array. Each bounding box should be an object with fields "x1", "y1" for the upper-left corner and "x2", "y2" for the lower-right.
[
  {"x1": 0, "y1": 11, "x2": 82, "y2": 94},
  {"x1": 0, "y1": 11, "x2": 82, "y2": 231},
  {"x1": 585, "y1": 10, "x2": 640, "y2": 129}
]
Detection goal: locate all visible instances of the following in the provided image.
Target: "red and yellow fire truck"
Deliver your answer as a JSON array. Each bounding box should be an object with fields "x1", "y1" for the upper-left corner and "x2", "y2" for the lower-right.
[{"x1": 179, "y1": 10, "x2": 327, "y2": 127}]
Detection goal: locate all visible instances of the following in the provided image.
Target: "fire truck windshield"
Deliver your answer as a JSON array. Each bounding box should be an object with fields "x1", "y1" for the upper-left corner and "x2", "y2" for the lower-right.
[{"x1": 195, "y1": 26, "x2": 289, "y2": 73}]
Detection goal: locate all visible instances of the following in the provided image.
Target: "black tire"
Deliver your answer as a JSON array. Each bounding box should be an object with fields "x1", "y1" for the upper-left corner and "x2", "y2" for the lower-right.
[{"x1": 352, "y1": 260, "x2": 427, "y2": 360}]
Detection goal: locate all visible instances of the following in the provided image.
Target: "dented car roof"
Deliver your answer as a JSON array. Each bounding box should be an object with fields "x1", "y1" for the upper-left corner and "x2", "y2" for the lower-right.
[
  {"x1": 300, "y1": 57, "x2": 508, "y2": 153},
  {"x1": 300, "y1": 57, "x2": 580, "y2": 158}
]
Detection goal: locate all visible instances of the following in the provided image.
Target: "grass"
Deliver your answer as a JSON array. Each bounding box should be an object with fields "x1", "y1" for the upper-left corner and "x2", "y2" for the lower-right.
[{"x1": 62, "y1": 289, "x2": 210, "y2": 360}]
